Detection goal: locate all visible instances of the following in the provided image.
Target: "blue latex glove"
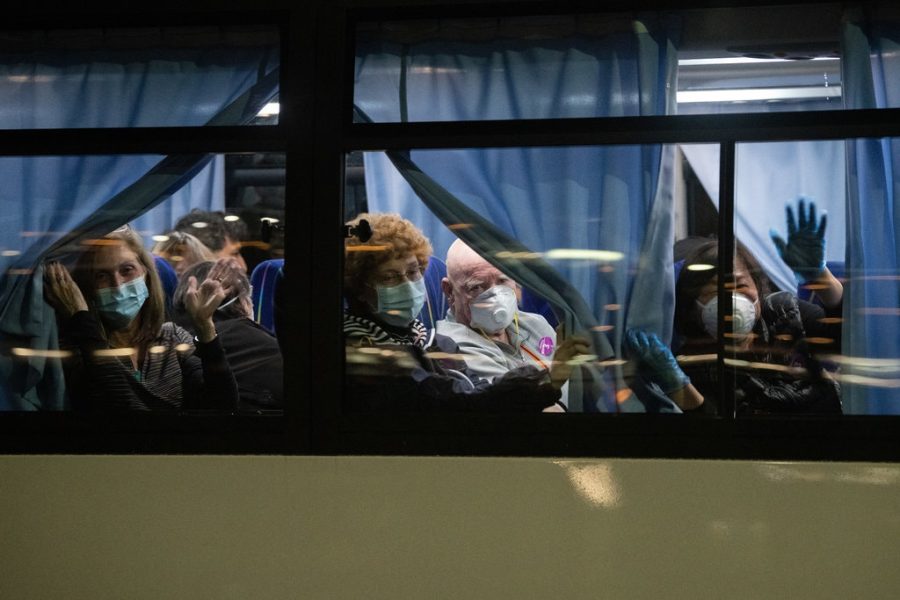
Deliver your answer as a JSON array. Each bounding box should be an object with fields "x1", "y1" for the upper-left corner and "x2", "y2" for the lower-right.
[
  {"x1": 624, "y1": 329, "x2": 689, "y2": 394},
  {"x1": 770, "y1": 198, "x2": 827, "y2": 282}
]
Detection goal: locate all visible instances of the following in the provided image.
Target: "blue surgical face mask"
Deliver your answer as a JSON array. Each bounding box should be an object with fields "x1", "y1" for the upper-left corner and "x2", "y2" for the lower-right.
[
  {"x1": 96, "y1": 276, "x2": 149, "y2": 330},
  {"x1": 374, "y1": 278, "x2": 426, "y2": 327}
]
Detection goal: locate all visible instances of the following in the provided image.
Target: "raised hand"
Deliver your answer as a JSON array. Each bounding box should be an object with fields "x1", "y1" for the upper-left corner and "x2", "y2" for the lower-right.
[
  {"x1": 43, "y1": 261, "x2": 88, "y2": 317},
  {"x1": 770, "y1": 198, "x2": 827, "y2": 282},
  {"x1": 624, "y1": 328, "x2": 689, "y2": 394},
  {"x1": 184, "y1": 258, "x2": 235, "y2": 342}
]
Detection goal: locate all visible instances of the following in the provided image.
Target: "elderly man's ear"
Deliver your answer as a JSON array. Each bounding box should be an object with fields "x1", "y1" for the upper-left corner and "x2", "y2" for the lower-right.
[{"x1": 440, "y1": 277, "x2": 454, "y2": 308}]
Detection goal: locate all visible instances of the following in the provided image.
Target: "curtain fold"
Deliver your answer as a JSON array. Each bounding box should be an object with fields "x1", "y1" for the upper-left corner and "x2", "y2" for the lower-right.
[{"x1": 841, "y1": 9, "x2": 900, "y2": 414}]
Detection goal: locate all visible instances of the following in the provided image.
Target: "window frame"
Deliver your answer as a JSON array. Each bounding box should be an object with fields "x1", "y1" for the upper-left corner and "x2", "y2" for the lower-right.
[{"x1": 2, "y1": 0, "x2": 900, "y2": 461}]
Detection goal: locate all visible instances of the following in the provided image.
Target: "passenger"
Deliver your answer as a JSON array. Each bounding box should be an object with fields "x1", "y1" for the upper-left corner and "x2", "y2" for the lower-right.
[
  {"x1": 174, "y1": 209, "x2": 247, "y2": 272},
  {"x1": 673, "y1": 232, "x2": 842, "y2": 415},
  {"x1": 152, "y1": 230, "x2": 216, "y2": 278},
  {"x1": 172, "y1": 259, "x2": 283, "y2": 412},
  {"x1": 42, "y1": 225, "x2": 238, "y2": 412},
  {"x1": 436, "y1": 239, "x2": 560, "y2": 383},
  {"x1": 343, "y1": 212, "x2": 589, "y2": 413}
]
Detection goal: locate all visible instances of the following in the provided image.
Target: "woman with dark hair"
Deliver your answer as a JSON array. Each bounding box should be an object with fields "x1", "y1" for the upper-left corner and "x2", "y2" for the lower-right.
[
  {"x1": 673, "y1": 236, "x2": 843, "y2": 415},
  {"x1": 43, "y1": 226, "x2": 238, "y2": 412}
]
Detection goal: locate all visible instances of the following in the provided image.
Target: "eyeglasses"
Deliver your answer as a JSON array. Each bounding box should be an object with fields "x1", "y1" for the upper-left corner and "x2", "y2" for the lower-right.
[{"x1": 374, "y1": 266, "x2": 424, "y2": 287}]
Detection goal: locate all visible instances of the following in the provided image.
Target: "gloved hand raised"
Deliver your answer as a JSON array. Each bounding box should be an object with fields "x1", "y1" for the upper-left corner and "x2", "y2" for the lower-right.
[
  {"x1": 624, "y1": 329, "x2": 690, "y2": 394},
  {"x1": 770, "y1": 197, "x2": 827, "y2": 282}
]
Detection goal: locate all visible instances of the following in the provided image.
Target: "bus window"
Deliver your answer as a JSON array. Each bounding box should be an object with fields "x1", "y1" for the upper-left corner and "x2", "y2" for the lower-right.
[
  {"x1": 0, "y1": 152, "x2": 285, "y2": 415},
  {"x1": 342, "y1": 146, "x2": 695, "y2": 414}
]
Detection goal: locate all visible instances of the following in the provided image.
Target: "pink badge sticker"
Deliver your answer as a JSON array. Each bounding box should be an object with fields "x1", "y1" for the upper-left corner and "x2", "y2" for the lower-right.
[{"x1": 538, "y1": 336, "x2": 554, "y2": 356}]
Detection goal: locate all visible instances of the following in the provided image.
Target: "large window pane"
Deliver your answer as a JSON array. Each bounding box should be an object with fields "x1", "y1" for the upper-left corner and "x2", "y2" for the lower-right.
[
  {"x1": 0, "y1": 26, "x2": 279, "y2": 129},
  {"x1": 0, "y1": 153, "x2": 285, "y2": 414},
  {"x1": 342, "y1": 145, "x2": 709, "y2": 414},
  {"x1": 353, "y1": 4, "x2": 858, "y2": 123}
]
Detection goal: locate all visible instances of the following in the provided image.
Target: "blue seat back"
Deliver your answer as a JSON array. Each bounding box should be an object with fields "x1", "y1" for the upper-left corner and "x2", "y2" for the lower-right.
[
  {"x1": 419, "y1": 256, "x2": 448, "y2": 330},
  {"x1": 251, "y1": 258, "x2": 284, "y2": 334},
  {"x1": 153, "y1": 255, "x2": 178, "y2": 316}
]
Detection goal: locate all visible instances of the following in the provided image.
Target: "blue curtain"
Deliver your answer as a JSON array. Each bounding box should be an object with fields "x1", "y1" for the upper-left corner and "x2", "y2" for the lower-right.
[
  {"x1": 355, "y1": 15, "x2": 680, "y2": 412},
  {"x1": 680, "y1": 140, "x2": 846, "y2": 294},
  {"x1": 0, "y1": 40, "x2": 278, "y2": 410},
  {"x1": 841, "y1": 11, "x2": 900, "y2": 414}
]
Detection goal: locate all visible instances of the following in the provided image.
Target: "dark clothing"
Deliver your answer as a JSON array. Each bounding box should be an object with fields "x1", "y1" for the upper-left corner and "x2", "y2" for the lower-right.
[
  {"x1": 60, "y1": 311, "x2": 238, "y2": 412},
  {"x1": 215, "y1": 317, "x2": 283, "y2": 412},
  {"x1": 681, "y1": 291, "x2": 842, "y2": 415},
  {"x1": 344, "y1": 313, "x2": 560, "y2": 413}
]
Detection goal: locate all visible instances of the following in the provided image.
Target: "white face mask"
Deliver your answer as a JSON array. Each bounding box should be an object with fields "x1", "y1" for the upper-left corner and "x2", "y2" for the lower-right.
[
  {"x1": 698, "y1": 292, "x2": 758, "y2": 338},
  {"x1": 468, "y1": 285, "x2": 518, "y2": 333}
]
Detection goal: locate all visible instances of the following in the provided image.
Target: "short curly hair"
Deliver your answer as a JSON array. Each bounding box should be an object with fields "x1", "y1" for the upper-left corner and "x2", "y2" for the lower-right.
[{"x1": 344, "y1": 213, "x2": 432, "y2": 302}]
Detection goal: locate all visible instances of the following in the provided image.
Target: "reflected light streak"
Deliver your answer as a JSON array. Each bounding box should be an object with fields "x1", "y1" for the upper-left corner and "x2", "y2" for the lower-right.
[
  {"x1": 1, "y1": 250, "x2": 21, "y2": 257},
  {"x1": 806, "y1": 337, "x2": 834, "y2": 345},
  {"x1": 494, "y1": 250, "x2": 542, "y2": 260},
  {"x1": 11, "y1": 348, "x2": 73, "y2": 358},
  {"x1": 818, "y1": 317, "x2": 843, "y2": 324},
  {"x1": 8, "y1": 269, "x2": 32, "y2": 276},
  {"x1": 832, "y1": 373, "x2": 900, "y2": 388},
  {"x1": 544, "y1": 248, "x2": 625, "y2": 262},
  {"x1": 224, "y1": 215, "x2": 241, "y2": 222},
  {"x1": 149, "y1": 345, "x2": 167, "y2": 354},
  {"x1": 604, "y1": 304, "x2": 621, "y2": 311},
  {"x1": 553, "y1": 461, "x2": 621, "y2": 508},
  {"x1": 591, "y1": 325, "x2": 614, "y2": 332},
  {"x1": 346, "y1": 245, "x2": 390, "y2": 253},
  {"x1": 190, "y1": 221, "x2": 209, "y2": 229},
  {"x1": 448, "y1": 223, "x2": 473, "y2": 230},
  {"x1": 174, "y1": 343, "x2": 191, "y2": 352},
  {"x1": 94, "y1": 348, "x2": 137, "y2": 358},
  {"x1": 82, "y1": 238, "x2": 122, "y2": 246},
  {"x1": 687, "y1": 263, "x2": 714, "y2": 271},
  {"x1": 724, "y1": 358, "x2": 804, "y2": 376},
  {"x1": 675, "y1": 353, "x2": 716, "y2": 364}
]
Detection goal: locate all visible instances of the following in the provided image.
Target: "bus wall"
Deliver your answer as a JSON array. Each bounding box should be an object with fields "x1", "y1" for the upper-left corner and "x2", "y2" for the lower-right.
[{"x1": 1, "y1": 455, "x2": 899, "y2": 599}]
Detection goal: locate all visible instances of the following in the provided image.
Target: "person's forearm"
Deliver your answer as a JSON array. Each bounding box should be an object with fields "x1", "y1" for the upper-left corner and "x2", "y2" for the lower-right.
[
  {"x1": 808, "y1": 267, "x2": 843, "y2": 309},
  {"x1": 672, "y1": 383, "x2": 704, "y2": 411}
]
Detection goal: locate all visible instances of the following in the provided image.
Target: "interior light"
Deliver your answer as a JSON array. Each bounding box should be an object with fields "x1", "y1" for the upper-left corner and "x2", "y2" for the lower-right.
[
  {"x1": 257, "y1": 102, "x2": 280, "y2": 117},
  {"x1": 687, "y1": 263, "x2": 715, "y2": 271},
  {"x1": 152, "y1": 235, "x2": 170, "y2": 243},
  {"x1": 191, "y1": 221, "x2": 209, "y2": 229},
  {"x1": 678, "y1": 57, "x2": 840, "y2": 67},
  {"x1": 224, "y1": 215, "x2": 241, "y2": 222},
  {"x1": 544, "y1": 249, "x2": 625, "y2": 262},
  {"x1": 678, "y1": 86, "x2": 841, "y2": 103}
]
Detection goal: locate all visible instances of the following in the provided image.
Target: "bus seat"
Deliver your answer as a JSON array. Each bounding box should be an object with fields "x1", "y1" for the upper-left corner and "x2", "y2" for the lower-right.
[
  {"x1": 153, "y1": 255, "x2": 178, "y2": 316},
  {"x1": 251, "y1": 258, "x2": 284, "y2": 334},
  {"x1": 520, "y1": 287, "x2": 559, "y2": 329},
  {"x1": 419, "y1": 256, "x2": 448, "y2": 330}
]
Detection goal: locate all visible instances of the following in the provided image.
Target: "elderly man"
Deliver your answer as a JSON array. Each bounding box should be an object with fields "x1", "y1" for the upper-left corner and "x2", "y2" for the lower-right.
[{"x1": 437, "y1": 239, "x2": 561, "y2": 384}]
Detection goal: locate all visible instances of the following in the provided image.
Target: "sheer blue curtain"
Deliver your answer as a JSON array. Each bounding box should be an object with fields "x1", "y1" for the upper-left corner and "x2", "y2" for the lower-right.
[
  {"x1": 679, "y1": 129, "x2": 846, "y2": 294},
  {"x1": 0, "y1": 38, "x2": 278, "y2": 410},
  {"x1": 841, "y1": 9, "x2": 900, "y2": 414},
  {"x1": 356, "y1": 16, "x2": 680, "y2": 413}
]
